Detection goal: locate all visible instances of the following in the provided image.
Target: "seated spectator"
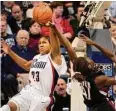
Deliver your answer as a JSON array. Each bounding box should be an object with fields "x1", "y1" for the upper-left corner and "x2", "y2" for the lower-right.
[
  {"x1": 1, "y1": 11, "x2": 13, "y2": 34},
  {"x1": 1, "y1": 1, "x2": 15, "y2": 17},
  {"x1": 52, "y1": 77, "x2": 71, "y2": 111},
  {"x1": 1, "y1": 30, "x2": 36, "y2": 104},
  {"x1": 70, "y1": 4, "x2": 84, "y2": 37},
  {"x1": 1, "y1": 19, "x2": 16, "y2": 47},
  {"x1": 42, "y1": 1, "x2": 74, "y2": 41},
  {"x1": 108, "y1": 1, "x2": 116, "y2": 24},
  {"x1": 22, "y1": 18, "x2": 42, "y2": 53},
  {"x1": 7, "y1": 4, "x2": 24, "y2": 34},
  {"x1": 109, "y1": 24, "x2": 116, "y2": 53}
]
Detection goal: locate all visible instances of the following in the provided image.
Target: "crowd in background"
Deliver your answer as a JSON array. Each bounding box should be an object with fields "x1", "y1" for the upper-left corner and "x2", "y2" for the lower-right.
[{"x1": 1, "y1": 1, "x2": 116, "y2": 111}]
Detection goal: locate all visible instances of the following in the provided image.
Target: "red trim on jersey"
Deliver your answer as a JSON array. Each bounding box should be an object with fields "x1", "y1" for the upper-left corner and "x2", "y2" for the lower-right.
[
  {"x1": 50, "y1": 61, "x2": 55, "y2": 95},
  {"x1": 46, "y1": 59, "x2": 55, "y2": 111}
]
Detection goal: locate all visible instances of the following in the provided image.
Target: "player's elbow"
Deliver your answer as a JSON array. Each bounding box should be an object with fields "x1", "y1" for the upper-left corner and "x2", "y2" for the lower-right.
[{"x1": 24, "y1": 64, "x2": 30, "y2": 71}]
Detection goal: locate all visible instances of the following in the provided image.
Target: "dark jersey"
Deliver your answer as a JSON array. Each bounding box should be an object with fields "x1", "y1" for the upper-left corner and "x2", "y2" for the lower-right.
[{"x1": 80, "y1": 71, "x2": 107, "y2": 108}]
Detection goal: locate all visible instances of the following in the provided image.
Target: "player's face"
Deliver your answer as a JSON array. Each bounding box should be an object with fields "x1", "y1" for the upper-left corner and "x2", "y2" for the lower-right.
[
  {"x1": 39, "y1": 37, "x2": 51, "y2": 55},
  {"x1": 56, "y1": 78, "x2": 67, "y2": 96}
]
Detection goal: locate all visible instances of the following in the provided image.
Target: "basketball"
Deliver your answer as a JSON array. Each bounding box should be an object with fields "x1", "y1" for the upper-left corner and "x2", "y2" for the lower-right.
[{"x1": 33, "y1": 2, "x2": 53, "y2": 24}]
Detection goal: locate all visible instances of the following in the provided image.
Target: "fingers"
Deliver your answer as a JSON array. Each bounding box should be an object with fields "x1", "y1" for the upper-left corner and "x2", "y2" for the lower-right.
[{"x1": 40, "y1": 21, "x2": 55, "y2": 27}]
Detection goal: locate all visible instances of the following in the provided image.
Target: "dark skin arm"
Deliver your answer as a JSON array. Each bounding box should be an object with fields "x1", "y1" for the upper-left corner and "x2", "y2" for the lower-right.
[
  {"x1": 79, "y1": 35, "x2": 116, "y2": 63},
  {"x1": 95, "y1": 75, "x2": 116, "y2": 89},
  {"x1": 50, "y1": 23, "x2": 77, "y2": 62}
]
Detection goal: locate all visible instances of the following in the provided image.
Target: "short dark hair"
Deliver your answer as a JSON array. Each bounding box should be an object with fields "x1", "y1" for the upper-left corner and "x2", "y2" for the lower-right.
[
  {"x1": 50, "y1": 1, "x2": 63, "y2": 9},
  {"x1": 75, "y1": 4, "x2": 84, "y2": 14},
  {"x1": 22, "y1": 18, "x2": 37, "y2": 31},
  {"x1": 11, "y1": 4, "x2": 22, "y2": 12}
]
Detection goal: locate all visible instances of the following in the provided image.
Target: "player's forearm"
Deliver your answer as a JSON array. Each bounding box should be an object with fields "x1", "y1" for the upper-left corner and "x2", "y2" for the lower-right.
[
  {"x1": 9, "y1": 50, "x2": 29, "y2": 71},
  {"x1": 93, "y1": 42, "x2": 114, "y2": 61},
  {"x1": 53, "y1": 26, "x2": 77, "y2": 61},
  {"x1": 49, "y1": 27, "x2": 60, "y2": 56}
]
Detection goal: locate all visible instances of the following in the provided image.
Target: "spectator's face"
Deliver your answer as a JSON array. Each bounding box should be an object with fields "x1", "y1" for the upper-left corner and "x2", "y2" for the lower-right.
[
  {"x1": 56, "y1": 78, "x2": 67, "y2": 96},
  {"x1": 0, "y1": 20, "x2": 7, "y2": 34},
  {"x1": 29, "y1": 22, "x2": 41, "y2": 35},
  {"x1": 12, "y1": 5, "x2": 23, "y2": 21},
  {"x1": 54, "y1": 6, "x2": 63, "y2": 17},
  {"x1": 3, "y1": 1, "x2": 14, "y2": 8},
  {"x1": 110, "y1": 27, "x2": 116, "y2": 39},
  {"x1": 16, "y1": 31, "x2": 29, "y2": 47},
  {"x1": 39, "y1": 37, "x2": 51, "y2": 55},
  {"x1": 77, "y1": 7, "x2": 84, "y2": 17}
]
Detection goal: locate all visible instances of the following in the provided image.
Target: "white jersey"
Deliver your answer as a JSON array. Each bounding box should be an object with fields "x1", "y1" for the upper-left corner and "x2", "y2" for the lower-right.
[{"x1": 29, "y1": 53, "x2": 67, "y2": 96}]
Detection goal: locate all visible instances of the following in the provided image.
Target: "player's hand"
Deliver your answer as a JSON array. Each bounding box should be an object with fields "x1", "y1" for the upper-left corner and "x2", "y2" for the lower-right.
[
  {"x1": 40, "y1": 21, "x2": 55, "y2": 27},
  {"x1": 78, "y1": 34, "x2": 95, "y2": 45},
  {"x1": 1, "y1": 40, "x2": 11, "y2": 54}
]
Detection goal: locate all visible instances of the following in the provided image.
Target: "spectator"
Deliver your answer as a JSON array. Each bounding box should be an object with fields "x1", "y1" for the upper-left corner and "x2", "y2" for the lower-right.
[
  {"x1": 70, "y1": 4, "x2": 84, "y2": 37},
  {"x1": 1, "y1": 30, "x2": 36, "y2": 102},
  {"x1": 1, "y1": 19, "x2": 16, "y2": 47},
  {"x1": 51, "y1": 1, "x2": 74, "y2": 40},
  {"x1": 1, "y1": 12, "x2": 13, "y2": 34},
  {"x1": 42, "y1": 2, "x2": 74, "y2": 41},
  {"x1": 52, "y1": 77, "x2": 71, "y2": 111},
  {"x1": 7, "y1": 4, "x2": 24, "y2": 33},
  {"x1": 22, "y1": 18, "x2": 42, "y2": 53},
  {"x1": 109, "y1": 24, "x2": 116, "y2": 53},
  {"x1": 1, "y1": 19, "x2": 16, "y2": 105},
  {"x1": 1, "y1": 1, "x2": 15, "y2": 16},
  {"x1": 108, "y1": 1, "x2": 116, "y2": 24}
]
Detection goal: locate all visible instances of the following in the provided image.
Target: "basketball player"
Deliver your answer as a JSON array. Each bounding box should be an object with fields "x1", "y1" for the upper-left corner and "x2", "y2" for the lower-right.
[
  {"x1": 0, "y1": 26, "x2": 67, "y2": 111},
  {"x1": 72, "y1": 57, "x2": 116, "y2": 111},
  {"x1": 50, "y1": 23, "x2": 116, "y2": 111}
]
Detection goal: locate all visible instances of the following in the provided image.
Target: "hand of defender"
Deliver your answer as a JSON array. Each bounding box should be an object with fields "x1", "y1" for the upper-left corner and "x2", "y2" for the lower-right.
[
  {"x1": 79, "y1": 34, "x2": 95, "y2": 45},
  {"x1": 40, "y1": 21, "x2": 55, "y2": 28}
]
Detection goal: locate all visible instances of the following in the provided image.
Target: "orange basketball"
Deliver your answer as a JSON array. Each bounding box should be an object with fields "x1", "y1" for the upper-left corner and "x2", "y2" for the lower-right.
[{"x1": 33, "y1": 2, "x2": 53, "y2": 24}]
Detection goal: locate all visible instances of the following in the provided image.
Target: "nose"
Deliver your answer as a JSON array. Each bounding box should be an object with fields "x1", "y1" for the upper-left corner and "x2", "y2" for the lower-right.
[{"x1": 39, "y1": 43, "x2": 44, "y2": 47}]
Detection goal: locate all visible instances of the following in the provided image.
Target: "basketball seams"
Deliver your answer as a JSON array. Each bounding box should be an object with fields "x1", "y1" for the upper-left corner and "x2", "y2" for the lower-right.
[{"x1": 33, "y1": 3, "x2": 52, "y2": 24}]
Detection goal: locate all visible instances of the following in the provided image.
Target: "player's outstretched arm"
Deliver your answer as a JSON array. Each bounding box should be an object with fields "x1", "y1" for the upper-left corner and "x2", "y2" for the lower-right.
[
  {"x1": 79, "y1": 34, "x2": 116, "y2": 63},
  {"x1": 95, "y1": 75, "x2": 116, "y2": 88},
  {"x1": 50, "y1": 23, "x2": 77, "y2": 62},
  {"x1": 1, "y1": 40, "x2": 32, "y2": 71},
  {"x1": 49, "y1": 24, "x2": 62, "y2": 65}
]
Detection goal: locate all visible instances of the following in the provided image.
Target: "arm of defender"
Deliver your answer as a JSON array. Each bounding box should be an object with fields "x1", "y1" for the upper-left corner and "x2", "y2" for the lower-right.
[
  {"x1": 79, "y1": 35, "x2": 116, "y2": 63},
  {"x1": 95, "y1": 75, "x2": 116, "y2": 88},
  {"x1": 50, "y1": 24, "x2": 77, "y2": 62}
]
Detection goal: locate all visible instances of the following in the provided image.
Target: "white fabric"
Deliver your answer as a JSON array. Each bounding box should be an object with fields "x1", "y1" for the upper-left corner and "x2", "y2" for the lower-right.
[
  {"x1": 9, "y1": 85, "x2": 50, "y2": 111},
  {"x1": 7, "y1": 53, "x2": 67, "y2": 111},
  {"x1": 29, "y1": 53, "x2": 67, "y2": 96},
  {"x1": 0, "y1": 105, "x2": 11, "y2": 111}
]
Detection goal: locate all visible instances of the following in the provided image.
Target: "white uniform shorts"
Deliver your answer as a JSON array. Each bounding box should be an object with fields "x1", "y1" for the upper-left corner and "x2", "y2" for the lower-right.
[{"x1": 9, "y1": 85, "x2": 54, "y2": 111}]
